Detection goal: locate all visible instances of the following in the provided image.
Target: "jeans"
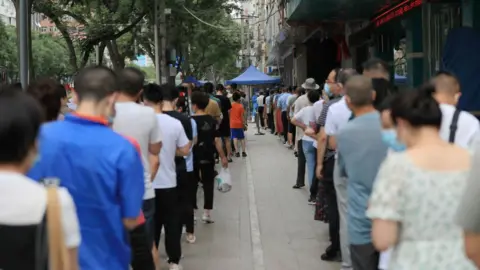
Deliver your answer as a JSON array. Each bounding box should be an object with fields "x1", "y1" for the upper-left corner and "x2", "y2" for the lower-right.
[
  {"x1": 302, "y1": 140, "x2": 316, "y2": 188},
  {"x1": 142, "y1": 198, "x2": 155, "y2": 248}
]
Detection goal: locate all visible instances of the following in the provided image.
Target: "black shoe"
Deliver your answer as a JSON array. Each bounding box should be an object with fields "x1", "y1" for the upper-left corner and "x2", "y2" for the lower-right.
[
  {"x1": 294, "y1": 151, "x2": 298, "y2": 157},
  {"x1": 228, "y1": 158, "x2": 233, "y2": 163},
  {"x1": 321, "y1": 251, "x2": 341, "y2": 262},
  {"x1": 242, "y1": 152, "x2": 247, "y2": 157},
  {"x1": 292, "y1": 184, "x2": 304, "y2": 189},
  {"x1": 235, "y1": 152, "x2": 240, "y2": 158}
]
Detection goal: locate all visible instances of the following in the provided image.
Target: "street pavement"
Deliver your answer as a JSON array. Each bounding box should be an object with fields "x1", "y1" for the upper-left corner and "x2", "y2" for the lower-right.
[{"x1": 158, "y1": 128, "x2": 340, "y2": 270}]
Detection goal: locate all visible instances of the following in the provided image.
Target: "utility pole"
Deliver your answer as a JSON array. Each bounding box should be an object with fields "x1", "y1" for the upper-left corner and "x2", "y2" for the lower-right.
[
  {"x1": 246, "y1": 17, "x2": 251, "y2": 67},
  {"x1": 240, "y1": 15, "x2": 245, "y2": 68},
  {"x1": 19, "y1": 0, "x2": 28, "y2": 89},
  {"x1": 154, "y1": 0, "x2": 161, "y2": 84},
  {"x1": 159, "y1": 0, "x2": 167, "y2": 84}
]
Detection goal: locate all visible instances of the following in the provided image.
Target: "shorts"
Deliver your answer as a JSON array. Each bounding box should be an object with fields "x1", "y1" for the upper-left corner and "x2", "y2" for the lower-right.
[
  {"x1": 231, "y1": 128, "x2": 245, "y2": 139},
  {"x1": 288, "y1": 121, "x2": 296, "y2": 133}
]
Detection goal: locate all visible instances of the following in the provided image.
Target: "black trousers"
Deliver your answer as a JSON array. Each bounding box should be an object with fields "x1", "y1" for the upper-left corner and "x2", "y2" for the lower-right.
[
  {"x1": 258, "y1": 107, "x2": 265, "y2": 127},
  {"x1": 323, "y1": 157, "x2": 340, "y2": 254},
  {"x1": 178, "y1": 170, "x2": 196, "y2": 234},
  {"x1": 268, "y1": 113, "x2": 274, "y2": 133},
  {"x1": 153, "y1": 188, "x2": 181, "y2": 264},
  {"x1": 309, "y1": 151, "x2": 319, "y2": 199},
  {"x1": 281, "y1": 111, "x2": 288, "y2": 142},
  {"x1": 194, "y1": 162, "x2": 215, "y2": 210},
  {"x1": 296, "y1": 140, "x2": 306, "y2": 186},
  {"x1": 130, "y1": 224, "x2": 155, "y2": 270}
]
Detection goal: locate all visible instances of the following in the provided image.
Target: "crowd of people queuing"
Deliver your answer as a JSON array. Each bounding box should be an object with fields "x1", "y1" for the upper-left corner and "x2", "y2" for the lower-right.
[
  {"x1": 0, "y1": 66, "x2": 250, "y2": 270},
  {"x1": 262, "y1": 58, "x2": 480, "y2": 270}
]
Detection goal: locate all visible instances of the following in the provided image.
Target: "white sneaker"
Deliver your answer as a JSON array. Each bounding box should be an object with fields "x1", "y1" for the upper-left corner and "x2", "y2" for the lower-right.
[
  {"x1": 169, "y1": 263, "x2": 182, "y2": 270},
  {"x1": 202, "y1": 213, "x2": 214, "y2": 224},
  {"x1": 186, "y1": 233, "x2": 196, "y2": 244}
]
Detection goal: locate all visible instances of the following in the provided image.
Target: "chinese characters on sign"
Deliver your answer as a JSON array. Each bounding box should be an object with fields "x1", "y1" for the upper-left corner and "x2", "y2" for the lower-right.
[{"x1": 373, "y1": 0, "x2": 423, "y2": 27}]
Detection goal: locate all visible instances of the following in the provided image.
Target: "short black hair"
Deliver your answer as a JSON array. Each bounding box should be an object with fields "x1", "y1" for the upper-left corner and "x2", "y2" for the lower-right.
[
  {"x1": 190, "y1": 91, "x2": 209, "y2": 110},
  {"x1": 363, "y1": 58, "x2": 389, "y2": 73},
  {"x1": 216, "y1": 84, "x2": 225, "y2": 91},
  {"x1": 0, "y1": 88, "x2": 44, "y2": 164},
  {"x1": 160, "y1": 84, "x2": 179, "y2": 102},
  {"x1": 118, "y1": 67, "x2": 145, "y2": 97},
  {"x1": 74, "y1": 65, "x2": 118, "y2": 102},
  {"x1": 27, "y1": 78, "x2": 63, "y2": 122},
  {"x1": 203, "y1": 82, "x2": 214, "y2": 94},
  {"x1": 233, "y1": 92, "x2": 241, "y2": 101},
  {"x1": 390, "y1": 84, "x2": 441, "y2": 128},
  {"x1": 307, "y1": 90, "x2": 320, "y2": 104},
  {"x1": 231, "y1": 83, "x2": 238, "y2": 90},
  {"x1": 143, "y1": 83, "x2": 163, "y2": 103}
]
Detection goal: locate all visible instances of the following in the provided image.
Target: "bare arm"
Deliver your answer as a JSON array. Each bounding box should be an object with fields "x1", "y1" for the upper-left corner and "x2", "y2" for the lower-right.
[
  {"x1": 149, "y1": 154, "x2": 159, "y2": 181},
  {"x1": 372, "y1": 220, "x2": 399, "y2": 252},
  {"x1": 148, "y1": 142, "x2": 162, "y2": 156},
  {"x1": 291, "y1": 117, "x2": 307, "y2": 131},
  {"x1": 176, "y1": 142, "x2": 192, "y2": 157},
  {"x1": 68, "y1": 248, "x2": 79, "y2": 270},
  {"x1": 464, "y1": 232, "x2": 480, "y2": 267},
  {"x1": 123, "y1": 219, "x2": 138, "y2": 230},
  {"x1": 316, "y1": 128, "x2": 327, "y2": 167}
]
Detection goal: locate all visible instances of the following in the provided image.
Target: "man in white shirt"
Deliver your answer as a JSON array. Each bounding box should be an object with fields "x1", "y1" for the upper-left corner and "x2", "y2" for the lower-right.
[
  {"x1": 143, "y1": 83, "x2": 190, "y2": 270},
  {"x1": 292, "y1": 78, "x2": 320, "y2": 189},
  {"x1": 112, "y1": 67, "x2": 163, "y2": 249},
  {"x1": 432, "y1": 71, "x2": 480, "y2": 148}
]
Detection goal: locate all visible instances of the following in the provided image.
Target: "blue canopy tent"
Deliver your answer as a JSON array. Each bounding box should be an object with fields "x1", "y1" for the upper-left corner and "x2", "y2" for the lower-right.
[
  {"x1": 226, "y1": 65, "x2": 281, "y2": 85},
  {"x1": 183, "y1": 76, "x2": 203, "y2": 86}
]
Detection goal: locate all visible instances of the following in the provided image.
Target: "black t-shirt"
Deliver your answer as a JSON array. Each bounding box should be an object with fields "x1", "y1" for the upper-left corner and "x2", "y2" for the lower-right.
[
  {"x1": 191, "y1": 115, "x2": 219, "y2": 163},
  {"x1": 215, "y1": 94, "x2": 232, "y2": 132},
  {"x1": 163, "y1": 110, "x2": 193, "y2": 171}
]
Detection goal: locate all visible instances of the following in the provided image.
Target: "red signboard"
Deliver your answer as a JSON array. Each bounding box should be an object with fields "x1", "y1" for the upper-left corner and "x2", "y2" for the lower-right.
[{"x1": 372, "y1": 0, "x2": 423, "y2": 27}]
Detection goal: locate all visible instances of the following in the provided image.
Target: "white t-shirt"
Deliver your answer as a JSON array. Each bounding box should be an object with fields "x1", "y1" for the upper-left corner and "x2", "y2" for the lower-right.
[
  {"x1": 294, "y1": 106, "x2": 316, "y2": 142},
  {"x1": 324, "y1": 97, "x2": 351, "y2": 136},
  {"x1": 153, "y1": 114, "x2": 190, "y2": 189},
  {"x1": 257, "y1": 95, "x2": 265, "y2": 107},
  {"x1": 0, "y1": 172, "x2": 80, "y2": 248},
  {"x1": 313, "y1": 99, "x2": 324, "y2": 121},
  {"x1": 439, "y1": 103, "x2": 480, "y2": 148},
  {"x1": 113, "y1": 102, "x2": 162, "y2": 200},
  {"x1": 293, "y1": 94, "x2": 311, "y2": 140}
]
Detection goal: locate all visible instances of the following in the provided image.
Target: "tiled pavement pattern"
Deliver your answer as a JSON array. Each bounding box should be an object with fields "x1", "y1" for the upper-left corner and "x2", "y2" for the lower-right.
[{"x1": 158, "y1": 129, "x2": 340, "y2": 270}]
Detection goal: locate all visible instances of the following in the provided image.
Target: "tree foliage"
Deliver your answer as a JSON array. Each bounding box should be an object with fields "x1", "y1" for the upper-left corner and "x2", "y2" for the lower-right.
[{"x1": 0, "y1": 20, "x2": 72, "y2": 81}]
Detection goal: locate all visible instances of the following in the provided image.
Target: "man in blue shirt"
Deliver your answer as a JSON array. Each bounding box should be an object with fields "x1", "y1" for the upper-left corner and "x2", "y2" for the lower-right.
[
  {"x1": 336, "y1": 75, "x2": 388, "y2": 270},
  {"x1": 29, "y1": 66, "x2": 145, "y2": 270},
  {"x1": 278, "y1": 87, "x2": 292, "y2": 143}
]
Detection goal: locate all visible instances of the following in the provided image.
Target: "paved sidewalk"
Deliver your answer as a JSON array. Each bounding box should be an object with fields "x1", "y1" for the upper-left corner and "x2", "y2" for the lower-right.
[{"x1": 159, "y1": 129, "x2": 340, "y2": 270}]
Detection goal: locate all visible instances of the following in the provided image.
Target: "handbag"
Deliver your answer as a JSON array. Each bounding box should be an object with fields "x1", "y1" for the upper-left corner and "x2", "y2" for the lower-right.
[{"x1": 46, "y1": 185, "x2": 70, "y2": 270}]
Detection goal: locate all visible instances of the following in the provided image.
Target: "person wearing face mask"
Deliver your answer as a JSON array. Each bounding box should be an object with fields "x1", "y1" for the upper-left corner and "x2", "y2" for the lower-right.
[
  {"x1": 27, "y1": 66, "x2": 146, "y2": 270},
  {"x1": 367, "y1": 84, "x2": 475, "y2": 270},
  {"x1": 431, "y1": 71, "x2": 480, "y2": 148}
]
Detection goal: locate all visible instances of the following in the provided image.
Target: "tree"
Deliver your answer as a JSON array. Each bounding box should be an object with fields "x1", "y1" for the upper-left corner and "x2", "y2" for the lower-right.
[
  {"x1": 0, "y1": 20, "x2": 73, "y2": 81},
  {"x1": 33, "y1": 0, "x2": 151, "y2": 72},
  {"x1": 134, "y1": 0, "x2": 241, "y2": 79}
]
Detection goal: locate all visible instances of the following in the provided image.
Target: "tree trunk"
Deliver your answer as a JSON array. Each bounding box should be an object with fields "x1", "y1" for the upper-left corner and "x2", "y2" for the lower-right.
[{"x1": 106, "y1": 39, "x2": 125, "y2": 71}]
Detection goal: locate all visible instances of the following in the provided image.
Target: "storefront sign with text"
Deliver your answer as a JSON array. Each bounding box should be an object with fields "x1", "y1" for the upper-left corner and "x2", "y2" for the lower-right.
[{"x1": 372, "y1": 0, "x2": 423, "y2": 27}]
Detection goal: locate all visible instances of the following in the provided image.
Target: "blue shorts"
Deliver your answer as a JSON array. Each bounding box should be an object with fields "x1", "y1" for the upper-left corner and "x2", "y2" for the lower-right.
[{"x1": 231, "y1": 128, "x2": 245, "y2": 139}]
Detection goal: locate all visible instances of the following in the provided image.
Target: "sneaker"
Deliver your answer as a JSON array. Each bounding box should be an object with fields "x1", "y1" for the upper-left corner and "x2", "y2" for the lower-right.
[
  {"x1": 284, "y1": 142, "x2": 291, "y2": 148},
  {"x1": 308, "y1": 197, "x2": 316, "y2": 205},
  {"x1": 168, "y1": 263, "x2": 183, "y2": 270},
  {"x1": 202, "y1": 213, "x2": 214, "y2": 224},
  {"x1": 292, "y1": 184, "x2": 304, "y2": 189},
  {"x1": 242, "y1": 152, "x2": 247, "y2": 157},
  {"x1": 235, "y1": 152, "x2": 240, "y2": 158},
  {"x1": 186, "y1": 233, "x2": 196, "y2": 244},
  {"x1": 228, "y1": 158, "x2": 233, "y2": 163}
]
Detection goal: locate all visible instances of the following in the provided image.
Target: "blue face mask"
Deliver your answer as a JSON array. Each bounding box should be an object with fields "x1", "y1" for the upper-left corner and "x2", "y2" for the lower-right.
[
  {"x1": 107, "y1": 116, "x2": 115, "y2": 126},
  {"x1": 324, "y1": 84, "x2": 332, "y2": 97},
  {"x1": 381, "y1": 129, "x2": 406, "y2": 152}
]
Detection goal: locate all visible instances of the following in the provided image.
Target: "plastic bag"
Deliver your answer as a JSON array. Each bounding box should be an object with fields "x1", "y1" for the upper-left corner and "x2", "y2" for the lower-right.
[{"x1": 215, "y1": 168, "x2": 232, "y2": 193}]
